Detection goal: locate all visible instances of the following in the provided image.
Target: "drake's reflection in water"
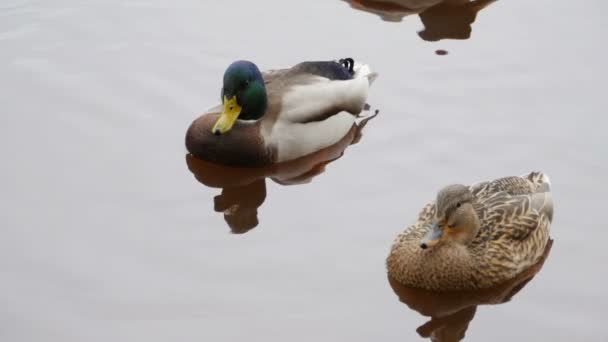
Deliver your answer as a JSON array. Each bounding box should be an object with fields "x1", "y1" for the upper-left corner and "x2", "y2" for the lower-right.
[
  {"x1": 186, "y1": 112, "x2": 377, "y2": 234},
  {"x1": 388, "y1": 239, "x2": 553, "y2": 341},
  {"x1": 213, "y1": 179, "x2": 266, "y2": 234}
]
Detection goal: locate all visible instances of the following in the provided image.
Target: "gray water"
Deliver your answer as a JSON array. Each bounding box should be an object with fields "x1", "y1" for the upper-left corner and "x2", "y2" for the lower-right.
[{"x1": 1, "y1": 0, "x2": 607, "y2": 341}]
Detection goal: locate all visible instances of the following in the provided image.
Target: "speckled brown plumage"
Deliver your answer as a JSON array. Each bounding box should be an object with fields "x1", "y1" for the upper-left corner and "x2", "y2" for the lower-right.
[{"x1": 386, "y1": 172, "x2": 553, "y2": 291}]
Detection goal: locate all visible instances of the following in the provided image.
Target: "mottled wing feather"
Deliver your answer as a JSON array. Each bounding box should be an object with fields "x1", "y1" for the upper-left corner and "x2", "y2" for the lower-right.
[
  {"x1": 262, "y1": 61, "x2": 365, "y2": 124},
  {"x1": 418, "y1": 201, "x2": 437, "y2": 223},
  {"x1": 413, "y1": 201, "x2": 436, "y2": 238},
  {"x1": 473, "y1": 176, "x2": 534, "y2": 197},
  {"x1": 393, "y1": 201, "x2": 436, "y2": 246},
  {"x1": 262, "y1": 68, "x2": 289, "y2": 85},
  {"x1": 290, "y1": 61, "x2": 353, "y2": 80},
  {"x1": 480, "y1": 190, "x2": 551, "y2": 242},
  {"x1": 263, "y1": 62, "x2": 350, "y2": 87}
]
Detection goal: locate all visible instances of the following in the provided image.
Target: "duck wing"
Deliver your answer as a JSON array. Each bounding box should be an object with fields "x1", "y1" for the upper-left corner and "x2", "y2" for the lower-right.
[
  {"x1": 477, "y1": 172, "x2": 553, "y2": 241},
  {"x1": 261, "y1": 60, "x2": 353, "y2": 86},
  {"x1": 264, "y1": 58, "x2": 377, "y2": 124}
]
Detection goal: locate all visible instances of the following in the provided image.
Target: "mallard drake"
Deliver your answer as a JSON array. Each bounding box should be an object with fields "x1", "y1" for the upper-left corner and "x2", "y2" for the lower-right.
[
  {"x1": 185, "y1": 58, "x2": 377, "y2": 167},
  {"x1": 387, "y1": 172, "x2": 553, "y2": 291}
]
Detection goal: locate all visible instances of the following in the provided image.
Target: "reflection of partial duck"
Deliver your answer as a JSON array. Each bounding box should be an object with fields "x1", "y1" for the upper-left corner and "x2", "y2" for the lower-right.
[
  {"x1": 186, "y1": 112, "x2": 377, "y2": 233},
  {"x1": 185, "y1": 58, "x2": 377, "y2": 167},
  {"x1": 341, "y1": 0, "x2": 497, "y2": 41},
  {"x1": 387, "y1": 172, "x2": 553, "y2": 291},
  {"x1": 418, "y1": 0, "x2": 497, "y2": 41},
  {"x1": 343, "y1": 0, "x2": 441, "y2": 22},
  {"x1": 213, "y1": 179, "x2": 266, "y2": 234},
  {"x1": 388, "y1": 240, "x2": 552, "y2": 342}
]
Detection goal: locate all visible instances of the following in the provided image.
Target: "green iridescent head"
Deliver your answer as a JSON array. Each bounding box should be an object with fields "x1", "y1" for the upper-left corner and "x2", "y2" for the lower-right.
[{"x1": 212, "y1": 61, "x2": 268, "y2": 135}]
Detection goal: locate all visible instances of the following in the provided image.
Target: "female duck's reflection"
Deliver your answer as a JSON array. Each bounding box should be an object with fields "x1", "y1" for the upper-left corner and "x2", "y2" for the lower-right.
[
  {"x1": 186, "y1": 112, "x2": 377, "y2": 234},
  {"x1": 342, "y1": 0, "x2": 497, "y2": 41},
  {"x1": 388, "y1": 240, "x2": 552, "y2": 342}
]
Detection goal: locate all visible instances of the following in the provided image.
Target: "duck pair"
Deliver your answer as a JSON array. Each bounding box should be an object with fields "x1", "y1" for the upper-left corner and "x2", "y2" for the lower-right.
[{"x1": 185, "y1": 58, "x2": 553, "y2": 291}]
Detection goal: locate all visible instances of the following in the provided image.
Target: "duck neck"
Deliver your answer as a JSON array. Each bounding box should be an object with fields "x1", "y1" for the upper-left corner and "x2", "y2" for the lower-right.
[
  {"x1": 239, "y1": 83, "x2": 267, "y2": 121},
  {"x1": 469, "y1": 216, "x2": 481, "y2": 243}
]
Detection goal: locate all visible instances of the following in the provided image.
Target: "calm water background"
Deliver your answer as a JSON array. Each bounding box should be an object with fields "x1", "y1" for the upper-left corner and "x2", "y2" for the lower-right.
[{"x1": 1, "y1": 0, "x2": 607, "y2": 341}]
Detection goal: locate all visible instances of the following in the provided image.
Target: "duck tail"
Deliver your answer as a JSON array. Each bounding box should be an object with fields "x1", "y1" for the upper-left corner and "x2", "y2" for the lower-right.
[
  {"x1": 352, "y1": 60, "x2": 378, "y2": 85},
  {"x1": 526, "y1": 171, "x2": 551, "y2": 193},
  {"x1": 526, "y1": 171, "x2": 554, "y2": 222}
]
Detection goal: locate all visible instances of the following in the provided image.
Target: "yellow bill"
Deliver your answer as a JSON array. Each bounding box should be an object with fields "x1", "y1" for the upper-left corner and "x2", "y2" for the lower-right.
[{"x1": 212, "y1": 96, "x2": 242, "y2": 135}]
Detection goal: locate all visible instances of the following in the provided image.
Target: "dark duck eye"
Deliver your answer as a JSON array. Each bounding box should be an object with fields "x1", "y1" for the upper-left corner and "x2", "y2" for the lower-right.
[{"x1": 456, "y1": 202, "x2": 461, "y2": 208}]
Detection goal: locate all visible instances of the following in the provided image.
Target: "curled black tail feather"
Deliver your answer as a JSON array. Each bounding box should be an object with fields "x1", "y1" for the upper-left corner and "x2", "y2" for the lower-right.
[{"x1": 339, "y1": 58, "x2": 355, "y2": 75}]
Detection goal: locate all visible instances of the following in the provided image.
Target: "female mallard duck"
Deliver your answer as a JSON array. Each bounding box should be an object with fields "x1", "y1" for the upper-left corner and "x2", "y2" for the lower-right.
[
  {"x1": 387, "y1": 172, "x2": 553, "y2": 291},
  {"x1": 185, "y1": 58, "x2": 377, "y2": 167}
]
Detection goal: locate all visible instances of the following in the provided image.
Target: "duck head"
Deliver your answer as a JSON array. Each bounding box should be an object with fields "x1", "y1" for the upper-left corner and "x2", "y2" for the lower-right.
[
  {"x1": 212, "y1": 60, "x2": 268, "y2": 135},
  {"x1": 420, "y1": 184, "x2": 481, "y2": 249}
]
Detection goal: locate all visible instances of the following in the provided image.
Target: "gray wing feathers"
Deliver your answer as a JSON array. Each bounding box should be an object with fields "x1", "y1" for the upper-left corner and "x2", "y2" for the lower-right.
[{"x1": 262, "y1": 69, "x2": 289, "y2": 85}]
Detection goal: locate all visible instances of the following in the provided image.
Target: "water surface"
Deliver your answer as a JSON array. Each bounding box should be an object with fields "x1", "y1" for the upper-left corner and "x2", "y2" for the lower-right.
[{"x1": 1, "y1": 0, "x2": 607, "y2": 341}]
